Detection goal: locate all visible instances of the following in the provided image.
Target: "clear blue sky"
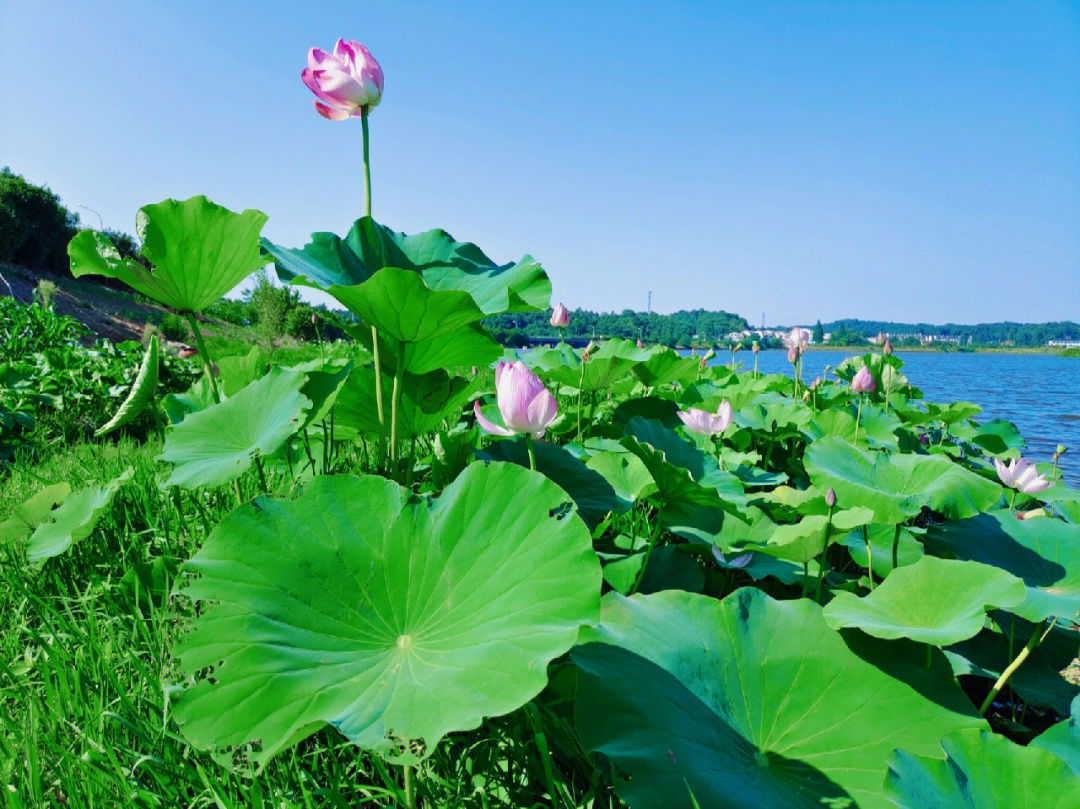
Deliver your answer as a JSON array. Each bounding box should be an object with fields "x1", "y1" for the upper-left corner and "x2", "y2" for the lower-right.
[{"x1": 2, "y1": 1, "x2": 1078, "y2": 325}]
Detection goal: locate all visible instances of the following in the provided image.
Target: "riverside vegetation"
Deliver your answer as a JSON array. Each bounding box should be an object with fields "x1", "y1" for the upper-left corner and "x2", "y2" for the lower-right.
[{"x1": 3, "y1": 36, "x2": 1080, "y2": 809}]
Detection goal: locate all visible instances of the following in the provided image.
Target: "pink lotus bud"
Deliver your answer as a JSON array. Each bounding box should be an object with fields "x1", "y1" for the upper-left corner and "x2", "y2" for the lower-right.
[
  {"x1": 636, "y1": 338, "x2": 644, "y2": 348},
  {"x1": 810, "y1": 376, "x2": 822, "y2": 390},
  {"x1": 883, "y1": 338, "x2": 893, "y2": 356},
  {"x1": 302, "y1": 39, "x2": 384, "y2": 120},
  {"x1": 783, "y1": 327, "x2": 811, "y2": 352},
  {"x1": 549, "y1": 303, "x2": 570, "y2": 329},
  {"x1": 473, "y1": 361, "x2": 557, "y2": 438},
  {"x1": 787, "y1": 346, "x2": 798, "y2": 364},
  {"x1": 825, "y1": 487, "x2": 836, "y2": 508},
  {"x1": 994, "y1": 457, "x2": 1055, "y2": 495},
  {"x1": 677, "y1": 400, "x2": 733, "y2": 436},
  {"x1": 851, "y1": 366, "x2": 876, "y2": 393}
]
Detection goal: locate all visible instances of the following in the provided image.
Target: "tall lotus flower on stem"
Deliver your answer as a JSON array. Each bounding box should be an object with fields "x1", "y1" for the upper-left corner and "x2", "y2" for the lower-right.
[
  {"x1": 751, "y1": 340, "x2": 761, "y2": 378},
  {"x1": 550, "y1": 303, "x2": 570, "y2": 341},
  {"x1": 784, "y1": 328, "x2": 809, "y2": 397},
  {"x1": 995, "y1": 457, "x2": 1055, "y2": 508},
  {"x1": 474, "y1": 361, "x2": 558, "y2": 471},
  {"x1": 850, "y1": 365, "x2": 875, "y2": 446},
  {"x1": 303, "y1": 38, "x2": 388, "y2": 469},
  {"x1": 678, "y1": 400, "x2": 733, "y2": 466}
]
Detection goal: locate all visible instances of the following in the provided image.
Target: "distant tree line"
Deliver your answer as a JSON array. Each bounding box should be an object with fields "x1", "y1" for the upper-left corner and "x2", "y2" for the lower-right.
[
  {"x1": 485, "y1": 308, "x2": 750, "y2": 348},
  {"x1": 821, "y1": 318, "x2": 1080, "y2": 348}
]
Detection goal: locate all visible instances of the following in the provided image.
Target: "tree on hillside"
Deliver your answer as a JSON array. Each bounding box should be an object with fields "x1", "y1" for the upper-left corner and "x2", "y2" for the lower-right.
[
  {"x1": 813, "y1": 320, "x2": 824, "y2": 343},
  {"x1": 0, "y1": 168, "x2": 78, "y2": 275}
]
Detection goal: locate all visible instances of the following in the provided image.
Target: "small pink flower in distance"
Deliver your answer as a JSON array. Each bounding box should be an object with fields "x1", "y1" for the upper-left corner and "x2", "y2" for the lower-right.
[
  {"x1": 302, "y1": 39, "x2": 384, "y2": 120},
  {"x1": 677, "y1": 400, "x2": 733, "y2": 436},
  {"x1": 851, "y1": 366, "x2": 876, "y2": 393},
  {"x1": 549, "y1": 303, "x2": 570, "y2": 328},
  {"x1": 473, "y1": 361, "x2": 557, "y2": 438},
  {"x1": 994, "y1": 457, "x2": 1055, "y2": 495},
  {"x1": 636, "y1": 338, "x2": 644, "y2": 348}
]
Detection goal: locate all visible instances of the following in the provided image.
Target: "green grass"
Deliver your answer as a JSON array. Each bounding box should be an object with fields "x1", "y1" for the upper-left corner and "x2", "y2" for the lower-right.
[{"x1": 0, "y1": 438, "x2": 601, "y2": 808}]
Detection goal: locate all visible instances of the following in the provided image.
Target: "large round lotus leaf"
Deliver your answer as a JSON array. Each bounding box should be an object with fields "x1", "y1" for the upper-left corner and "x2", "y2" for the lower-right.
[
  {"x1": 169, "y1": 462, "x2": 600, "y2": 768},
  {"x1": 318, "y1": 267, "x2": 486, "y2": 344},
  {"x1": 27, "y1": 469, "x2": 132, "y2": 562},
  {"x1": 885, "y1": 727, "x2": 1080, "y2": 808},
  {"x1": 331, "y1": 366, "x2": 480, "y2": 442},
  {"x1": 476, "y1": 437, "x2": 622, "y2": 528},
  {"x1": 572, "y1": 589, "x2": 985, "y2": 809},
  {"x1": 600, "y1": 544, "x2": 705, "y2": 596},
  {"x1": 585, "y1": 449, "x2": 657, "y2": 509},
  {"x1": 69, "y1": 196, "x2": 268, "y2": 312},
  {"x1": 1032, "y1": 696, "x2": 1080, "y2": 774},
  {"x1": 95, "y1": 335, "x2": 159, "y2": 436},
  {"x1": 262, "y1": 216, "x2": 550, "y2": 315},
  {"x1": 744, "y1": 507, "x2": 875, "y2": 564},
  {"x1": 214, "y1": 346, "x2": 268, "y2": 398},
  {"x1": 802, "y1": 405, "x2": 901, "y2": 450},
  {"x1": 631, "y1": 349, "x2": 701, "y2": 388},
  {"x1": 538, "y1": 339, "x2": 656, "y2": 393},
  {"x1": 823, "y1": 557, "x2": 1026, "y2": 646},
  {"x1": 346, "y1": 322, "x2": 501, "y2": 376},
  {"x1": 924, "y1": 511, "x2": 1080, "y2": 623},
  {"x1": 805, "y1": 436, "x2": 1001, "y2": 524},
  {"x1": 839, "y1": 523, "x2": 924, "y2": 577},
  {"x1": 735, "y1": 393, "x2": 813, "y2": 433},
  {"x1": 159, "y1": 367, "x2": 310, "y2": 488}
]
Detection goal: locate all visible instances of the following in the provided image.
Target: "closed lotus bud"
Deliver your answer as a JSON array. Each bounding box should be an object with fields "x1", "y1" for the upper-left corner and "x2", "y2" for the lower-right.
[
  {"x1": 311, "y1": 312, "x2": 317, "y2": 325},
  {"x1": 787, "y1": 346, "x2": 798, "y2": 364},
  {"x1": 582, "y1": 340, "x2": 598, "y2": 362},
  {"x1": 810, "y1": 376, "x2": 822, "y2": 390},
  {"x1": 302, "y1": 39, "x2": 384, "y2": 120},
  {"x1": 636, "y1": 338, "x2": 644, "y2": 348},
  {"x1": 549, "y1": 303, "x2": 570, "y2": 329},
  {"x1": 883, "y1": 338, "x2": 893, "y2": 356},
  {"x1": 473, "y1": 361, "x2": 558, "y2": 438},
  {"x1": 1057, "y1": 444, "x2": 1068, "y2": 456},
  {"x1": 752, "y1": 340, "x2": 760, "y2": 353},
  {"x1": 851, "y1": 365, "x2": 876, "y2": 393},
  {"x1": 825, "y1": 487, "x2": 836, "y2": 508},
  {"x1": 732, "y1": 343, "x2": 742, "y2": 354}
]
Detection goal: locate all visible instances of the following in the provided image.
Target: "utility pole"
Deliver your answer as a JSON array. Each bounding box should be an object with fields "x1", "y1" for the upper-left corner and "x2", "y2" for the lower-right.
[{"x1": 648, "y1": 291, "x2": 652, "y2": 315}]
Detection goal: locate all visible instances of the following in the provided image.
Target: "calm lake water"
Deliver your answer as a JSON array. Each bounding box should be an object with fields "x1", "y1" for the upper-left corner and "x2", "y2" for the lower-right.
[{"x1": 701, "y1": 350, "x2": 1080, "y2": 481}]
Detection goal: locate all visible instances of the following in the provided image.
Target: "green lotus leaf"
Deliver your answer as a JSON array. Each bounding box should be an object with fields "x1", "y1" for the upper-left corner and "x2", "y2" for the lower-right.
[
  {"x1": 162, "y1": 377, "x2": 217, "y2": 425},
  {"x1": 319, "y1": 267, "x2": 485, "y2": 344},
  {"x1": 802, "y1": 404, "x2": 901, "y2": 450},
  {"x1": 744, "y1": 507, "x2": 875, "y2": 564},
  {"x1": 585, "y1": 449, "x2": 657, "y2": 509},
  {"x1": 346, "y1": 322, "x2": 501, "y2": 376},
  {"x1": 214, "y1": 346, "x2": 268, "y2": 398},
  {"x1": 572, "y1": 589, "x2": 985, "y2": 809},
  {"x1": 95, "y1": 336, "x2": 160, "y2": 436},
  {"x1": 924, "y1": 511, "x2": 1080, "y2": 623},
  {"x1": 823, "y1": 557, "x2": 1026, "y2": 646},
  {"x1": 476, "y1": 436, "x2": 623, "y2": 528},
  {"x1": 0, "y1": 483, "x2": 71, "y2": 544},
  {"x1": 118, "y1": 556, "x2": 180, "y2": 614},
  {"x1": 26, "y1": 469, "x2": 132, "y2": 562},
  {"x1": 885, "y1": 727, "x2": 1080, "y2": 808},
  {"x1": 262, "y1": 216, "x2": 550, "y2": 314},
  {"x1": 611, "y1": 396, "x2": 681, "y2": 430},
  {"x1": 624, "y1": 417, "x2": 745, "y2": 502},
  {"x1": 967, "y1": 418, "x2": 1025, "y2": 456},
  {"x1": 805, "y1": 437, "x2": 1001, "y2": 524},
  {"x1": 332, "y1": 366, "x2": 479, "y2": 442},
  {"x1": 735, "y1": 393, "x2": 813, "y2": 433},
  {"x1": 1032, "y1": 696, "x2": 1080, "y2": 773},
  {"x1": 159, "y1": 367, "x2": 310, "y2": 488},
  {"x1": 69, "y1": 196, "x2": 268, "y2": 312},
  {"x1": 538, "y1": 339, "x2": 655, "y2": 393},
  {"x1": 286, "y1": 360, "x2": 353, "y2": 429},
  {"x1": 839, "y1": 523, "x2": 925, "y2": 577},
  {"x1": 169, "y1": 462, "x2": 600, "y2": 767},
  {"x1": 631, "y1": 348, "x2": 701, "y2": 388}
]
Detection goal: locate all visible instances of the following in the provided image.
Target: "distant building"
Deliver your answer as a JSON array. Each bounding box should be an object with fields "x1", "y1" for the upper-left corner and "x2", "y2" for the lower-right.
[{"x1": 1049, "y1": 340, "x2": 1080, "y2": 348}]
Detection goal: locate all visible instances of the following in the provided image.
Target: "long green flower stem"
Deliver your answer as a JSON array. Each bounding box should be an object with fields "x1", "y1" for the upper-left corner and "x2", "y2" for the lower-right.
[
  {"x1": 853, "y1": 395, "x2": 864, "y2": 446},
  {"x1": 979, "y1": 619, "x2": 1055, "y2": 715},
  {"x1": 814, "y1": 509, "x2": 835, "y2": 602},
  {"x1": 389, "y1": 357, "x2": 404, "y2": 475},
  {"x1": 575, "y1": 360, "x2": 586, "y2": 441},
  {"x1": 185, "y1": 313, "x2": 220, "y2": 404},
  {"x1": 403, "y1": 764, "x2": 416, "y2": 809},
  {"x1": 864, "y1": 524, "x2": 874, "y2": 590},
  {"x1": 891, "y1": 523, "x2": 901, "y2": 571},
  {"x1": 525, "y1": 434, "x2": 537, "y2": 471},
  {"x1": 628, "y1": 510, "x2": 660, "y2": 596},
  {"x1": 360, "y1": 107, "x2": 388, "y2": 474}
]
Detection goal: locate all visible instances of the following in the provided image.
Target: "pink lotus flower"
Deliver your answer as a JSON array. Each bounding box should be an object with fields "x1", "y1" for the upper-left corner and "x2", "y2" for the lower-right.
[
  {"x1": 636, "y1": 338, "x2": 644, "y2": 348},
  {"x1": 677, "y1": 400, "x2": 733, "y2": 436},
  {"x1": 473, "y1": 361, "x2": 557, "y2": 438},
  {"x1": 994, "y1": 457, "x2": 1055, "y2": 495},
  {"x1": 783, "y1": 327, "x2": 811, "y2": 352},
  {"x1": 787, "y1": 346, "x2": 798, "y2": 364},
  {"x1": 851, "y1": 366, "x2": 876, "y2": 393},
  {"x1": 302, "y1": 39, "x2": 384, "y2": 120},
  {"x1": 550, "y1": 303, "x2": 570, "y2": 328}
]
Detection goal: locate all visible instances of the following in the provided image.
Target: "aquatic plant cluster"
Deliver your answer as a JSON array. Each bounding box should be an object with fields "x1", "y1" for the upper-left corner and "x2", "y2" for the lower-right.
[{"x1": 6, "y1": 37, "x2": 1080, "y2": 808}]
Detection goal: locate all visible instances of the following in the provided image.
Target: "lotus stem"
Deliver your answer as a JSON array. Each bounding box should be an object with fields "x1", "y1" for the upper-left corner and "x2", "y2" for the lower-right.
[
  {"x1": 254, "y1": 455, "x2": 268, "y2": 493},
  {"x1": 925, "y1": 643, "x2": 932, "y2": 670},
  {"x1": 753, "y1": 354, "x2": 758, "y2": 379},
  {"x1": 371, "y1": 326, "x2": 386, "y2": 471},
  {"x1": 853, "y1": 395, "x2": 863, "y2": 446},
  {"x1": 185, "y1": 313, "x2": 220, "y2": 404},
  {"x1": 403, "y1": 763, "x2": 416, "y2": 809},
  {"x1": 864, "y1": 524, "x2": 874, "y2": 590},
  {"x1": 891, "y1": 523, "x2": 901, "y2": 571},
  {"x1": 390, "y1": 357, "x2": 404, "y2": 472},
  {"x1": 979, "y1": 619, "x2": 1054, "y2": 715},
  {"x1": 814, "y1": 508, "x2": 834, "y2": 603},
  {"x1": 525, "y1": 433, "x2": 537, "y2": 471},
  {"x1": 361, "y1": 108, "x2": 372, "y2": 217},
  {"x1": 629, "y1": 513, "x2": 660, "y2": 596},
  {"x1": 575, "y1": 359, "x2": 586, "y2": 441}
]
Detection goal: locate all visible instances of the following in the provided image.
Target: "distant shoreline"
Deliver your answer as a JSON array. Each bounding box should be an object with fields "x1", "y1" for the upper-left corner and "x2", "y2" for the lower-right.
[{"x1": 800, "y1": 344, "x2": 1079, "y2": 356}]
